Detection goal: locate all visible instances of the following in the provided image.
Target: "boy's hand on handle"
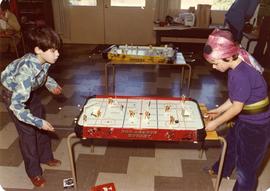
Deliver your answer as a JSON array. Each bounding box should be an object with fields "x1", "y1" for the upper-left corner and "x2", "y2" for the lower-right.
[
  {"x1": 41, "y1": 120, "x2": 55, "y2": 132},
  {"x1": 51, "y1": 86, "x2": 62, "y2": 95}
]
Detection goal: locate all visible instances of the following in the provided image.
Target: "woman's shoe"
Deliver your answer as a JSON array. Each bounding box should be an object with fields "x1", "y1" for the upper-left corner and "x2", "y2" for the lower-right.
[
  {"x1": 203, "y1": 166, "x2": 217, "y2": 177},
  {"x1": 203, "y1": 166, "x2": 230, "y2": 179}
]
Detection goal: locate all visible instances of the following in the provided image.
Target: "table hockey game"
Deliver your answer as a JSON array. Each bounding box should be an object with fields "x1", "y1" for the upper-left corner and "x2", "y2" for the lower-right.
[
  {"x1": 75, "y1": 95, "x2": 206, "y2": 142},
  {"x1": 69, "y1": 96, "x2": 226, "y2": 191}
]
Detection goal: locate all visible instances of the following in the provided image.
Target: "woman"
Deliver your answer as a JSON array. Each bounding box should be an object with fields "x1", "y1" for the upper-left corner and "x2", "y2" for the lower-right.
[{"x1": 0, "y1": 0, "x2": 21, "y2": 53}]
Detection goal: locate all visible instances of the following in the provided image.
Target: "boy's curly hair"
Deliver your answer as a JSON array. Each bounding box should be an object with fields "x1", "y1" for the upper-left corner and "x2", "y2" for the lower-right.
[{"x1": 26, "y1": 26, "x2": 61, "y2": 53}]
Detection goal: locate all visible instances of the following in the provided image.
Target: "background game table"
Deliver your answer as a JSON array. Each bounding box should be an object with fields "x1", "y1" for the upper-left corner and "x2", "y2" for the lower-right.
[{"x1": 104, "y1": 45, "x2": 192, "y2": 96}]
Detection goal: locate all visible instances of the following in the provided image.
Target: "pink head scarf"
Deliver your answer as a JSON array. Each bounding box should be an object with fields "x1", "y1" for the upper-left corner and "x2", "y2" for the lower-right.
[{"x1": 204, "y1": 29, "x2": 264, "y2": 73}]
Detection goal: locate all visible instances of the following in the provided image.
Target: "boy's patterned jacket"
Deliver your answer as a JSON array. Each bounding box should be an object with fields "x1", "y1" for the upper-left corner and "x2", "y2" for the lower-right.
[{"x1": 1, "y1": 53, "x2": 59, "y2": 128}]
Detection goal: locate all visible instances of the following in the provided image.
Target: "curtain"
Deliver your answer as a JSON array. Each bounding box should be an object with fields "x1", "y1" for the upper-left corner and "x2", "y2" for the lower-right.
[
  {"x1": 52, "y1": 0, "x2": 71, "y2": 41},
  {"x1": 155, "y1": 0, "x2": 181, "y2": 21}
]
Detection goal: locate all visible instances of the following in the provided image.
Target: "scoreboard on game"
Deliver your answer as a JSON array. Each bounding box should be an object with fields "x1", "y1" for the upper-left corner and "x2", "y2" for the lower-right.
[{"x1": 75, "y1": 95, "x2": 206, "y2": 142}]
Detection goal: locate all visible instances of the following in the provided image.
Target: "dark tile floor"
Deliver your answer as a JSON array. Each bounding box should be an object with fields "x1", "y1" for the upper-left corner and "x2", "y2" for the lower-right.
[{"x1": 0, "y1": 44, "x2": 270, "y2": 191}]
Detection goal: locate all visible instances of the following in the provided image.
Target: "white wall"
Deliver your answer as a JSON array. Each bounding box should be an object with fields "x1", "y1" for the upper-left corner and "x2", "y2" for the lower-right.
[{"x1": 210, "y1": 10, "x2": 226, "y2": 25}]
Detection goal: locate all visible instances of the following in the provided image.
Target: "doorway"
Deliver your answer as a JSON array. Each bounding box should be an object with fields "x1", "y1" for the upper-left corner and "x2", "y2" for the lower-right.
[{"x1": 54, "y1": 0, "x2": 156, "y2": 44}]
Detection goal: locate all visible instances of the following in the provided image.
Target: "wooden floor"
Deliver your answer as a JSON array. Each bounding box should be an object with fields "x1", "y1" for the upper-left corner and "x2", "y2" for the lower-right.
[{"x1": 0, "y1": 44, "x2": 270, "y2": 191}]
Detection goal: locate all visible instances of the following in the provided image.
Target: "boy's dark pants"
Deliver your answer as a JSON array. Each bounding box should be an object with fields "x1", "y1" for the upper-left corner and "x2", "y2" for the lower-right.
[
  {"x1": 2, "y1": 88, "x2": 54, "y2": 177},
  {"x1": 212, "y1": 119, "x2": 270, "y2": 191}
]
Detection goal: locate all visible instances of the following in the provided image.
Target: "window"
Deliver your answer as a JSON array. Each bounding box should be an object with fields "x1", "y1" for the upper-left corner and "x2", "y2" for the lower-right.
[
  {"x1": 68, "y1": 0, "x2": 97, "y2": 6},
  {"x1": 111, "y1": 0, "x2": 146, "y2": 7},
  {"x1": 181, "y1": 0, "x2": 234, "y2": 10}
]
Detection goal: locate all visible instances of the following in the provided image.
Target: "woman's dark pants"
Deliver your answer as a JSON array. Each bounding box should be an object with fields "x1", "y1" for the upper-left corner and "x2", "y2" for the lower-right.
[{"x1": 212, "y1": 119, "x2": 270, "y2": 191}]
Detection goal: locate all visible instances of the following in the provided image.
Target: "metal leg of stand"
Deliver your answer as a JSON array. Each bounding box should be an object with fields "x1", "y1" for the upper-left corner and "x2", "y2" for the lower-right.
[
  {"x1": 180, "y1": 64, "x2": 191, "y2": 96},
  {"x1": 112, "y1": 64, "x2": 116, "y2": 95},
  {"x1": 180, "y1": 67, "x2": 184, "y2": 92},
  {"x1": 186, "y1": 64, "x2": 191, "y2": 97},
  {"x1": 105, "y1": 63, "x2": 109, "y2": 95},
  {"x1": 67, "y1": 132, "x2": 78, "y2": 190},
  {"x1": 214, "y1": 136, "x2": 227, "y2": 191},
  {"x1": 202, "y1": 131, "x2": 227, "y2": 191},
  {"x1": 198, "y1": 141, "x2": 205, "y2": 159}
]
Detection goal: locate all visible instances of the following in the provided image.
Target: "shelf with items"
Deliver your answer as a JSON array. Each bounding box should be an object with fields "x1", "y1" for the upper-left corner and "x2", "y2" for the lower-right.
[{"x1": 16, "y1": 0, "x2": 54, "y2": 30}]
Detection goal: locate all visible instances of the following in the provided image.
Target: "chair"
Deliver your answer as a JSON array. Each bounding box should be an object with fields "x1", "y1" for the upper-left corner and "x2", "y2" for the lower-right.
[
  {"x1": 253, "y1": 16, "x2": 270, "y2": 64},
  {"x1": 0, "y1": 30, "x2": 25, "y2": 58},
  {"x1": 242, "y1": 31, "x2": 259, "y2": 52}
]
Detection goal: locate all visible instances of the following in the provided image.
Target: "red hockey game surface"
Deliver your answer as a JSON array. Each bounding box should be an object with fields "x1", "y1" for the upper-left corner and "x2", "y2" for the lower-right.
[{"x1": 75, "y1": 95, "x2": 206, "y2": 142}]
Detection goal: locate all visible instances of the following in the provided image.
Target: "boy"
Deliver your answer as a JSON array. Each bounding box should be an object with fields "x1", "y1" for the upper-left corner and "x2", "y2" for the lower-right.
[
  {"x1": 203, "y1": 29, "x2": 270, "y2": 191},
  {"x1": 1, "y1": 26, "x2": 62, "y2": 187}
]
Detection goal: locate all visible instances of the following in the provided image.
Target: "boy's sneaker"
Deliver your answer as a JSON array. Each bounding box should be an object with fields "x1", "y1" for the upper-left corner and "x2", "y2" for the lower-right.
[
  {"x1": 30, "y1": 176, "x2": 45, "y2": 187},
  {"x1": 43, "y1": 159, "x2": 61, "y2": 167}
]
